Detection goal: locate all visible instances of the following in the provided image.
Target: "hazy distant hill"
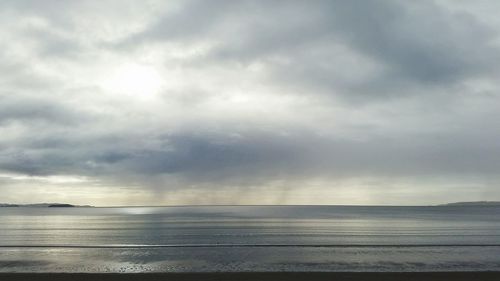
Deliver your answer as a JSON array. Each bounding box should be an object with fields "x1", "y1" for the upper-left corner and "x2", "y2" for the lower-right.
[
  {"x1": 440, "y1": 201, "x2": 500, "y2": 206},
  {"x1": 26, "y1": 203, "x2": 75, "y2": 207},
  {"x1": 0, "y1": 203, "x2": 92, "y2": 208},
  {"x1": 0, "y1": 204, "x2": 19, "y2": 207}
]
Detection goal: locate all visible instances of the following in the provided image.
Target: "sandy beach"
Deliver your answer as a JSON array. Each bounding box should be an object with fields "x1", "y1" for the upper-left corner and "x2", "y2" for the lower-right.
[{"x1": 1, "y1": 272, "x2": 500, "y2": 281}]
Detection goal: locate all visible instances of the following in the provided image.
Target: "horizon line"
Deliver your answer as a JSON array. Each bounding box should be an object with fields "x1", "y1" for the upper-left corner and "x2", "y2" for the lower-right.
[{"x1": 3, "y1": 201, "x2": 500, "y2": 208}]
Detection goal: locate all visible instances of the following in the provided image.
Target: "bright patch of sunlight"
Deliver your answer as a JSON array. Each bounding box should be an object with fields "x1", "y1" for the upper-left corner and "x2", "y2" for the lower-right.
[{"x1": 102, "y1": 63, "x2": 163, "y2": 100}]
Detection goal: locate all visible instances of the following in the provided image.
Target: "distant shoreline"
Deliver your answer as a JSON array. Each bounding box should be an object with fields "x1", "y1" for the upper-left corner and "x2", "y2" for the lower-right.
[
  {"x1": 1, "y1": 201, "x2": 500, "y2": 208},
  {"x1": 0, "y1": 203, "x2": 92, "y2": 208},
  {"x1": 1, "y1": 272, "x2": 500, "y2": 281},
  {"x1": 437, "y1": 201, "x2": 500, "y2": 207}
]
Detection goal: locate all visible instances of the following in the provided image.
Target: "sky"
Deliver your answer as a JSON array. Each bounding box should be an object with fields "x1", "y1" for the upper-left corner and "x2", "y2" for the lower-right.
[{"x1": 1, "y1": 0, "x2": 500, "y2": 206}]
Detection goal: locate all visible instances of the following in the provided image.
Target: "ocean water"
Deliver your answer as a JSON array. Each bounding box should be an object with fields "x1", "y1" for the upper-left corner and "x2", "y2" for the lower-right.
[{"x1": 0, "y1": 205, "x2": 500, "y2": 272}]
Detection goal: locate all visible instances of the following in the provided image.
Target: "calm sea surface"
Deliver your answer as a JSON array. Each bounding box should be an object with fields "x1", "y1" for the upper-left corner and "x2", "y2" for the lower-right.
[{"x1": 1, "y1": 205, "x2": 500, "y2": 272}]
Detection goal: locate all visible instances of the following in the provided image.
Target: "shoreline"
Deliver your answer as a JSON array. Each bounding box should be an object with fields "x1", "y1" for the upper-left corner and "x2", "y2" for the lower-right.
[{"x1": 1, "y1": 272, "x2": 500, "y2": 281}]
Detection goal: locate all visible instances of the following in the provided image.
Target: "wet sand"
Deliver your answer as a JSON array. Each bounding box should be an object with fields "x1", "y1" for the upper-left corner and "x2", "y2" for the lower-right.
[{"x1": 1, "y1": 272, "x2": 500, "y2": 281}]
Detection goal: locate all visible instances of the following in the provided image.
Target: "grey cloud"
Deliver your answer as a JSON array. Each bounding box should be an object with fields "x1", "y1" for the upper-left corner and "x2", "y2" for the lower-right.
[
  {"x1": 28, "y1": 29, "x2": 84, "y2": 58},
  {"x1": 324, "y1": 1, "x2": 497, "y2": 83},
  {"x1": 126, "y1": 0, "x2": 240, "y2": 43},
  {"x1": 0, "y1": 95, "x2": 81, "y2": 126},
  {"x1": 125, "y1": 0, "x2": 500, "y2": 101},
  {"x1": 1, "y1": 0, "x2": 80, "y2": 29},
  {"x1": 106, "y1": 133, "x2": 303, "y2": 177},
  {"x1": 4, "y1": 123, "x2": 500, "y2": 189}
]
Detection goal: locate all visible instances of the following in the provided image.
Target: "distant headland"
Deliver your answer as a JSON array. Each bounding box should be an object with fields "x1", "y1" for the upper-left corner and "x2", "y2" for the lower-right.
[
  {"x1": 0, "y1": 203, "x2": 93, "y2": 208},
  {"x1": 438, "y1": 201, "x2": 500, "y2": 206}
]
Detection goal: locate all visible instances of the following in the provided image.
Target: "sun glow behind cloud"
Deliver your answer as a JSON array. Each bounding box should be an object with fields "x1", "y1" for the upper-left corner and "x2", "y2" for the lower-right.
[{"x1": 101, "y1": 63, "x2": 163, "y2": 101}]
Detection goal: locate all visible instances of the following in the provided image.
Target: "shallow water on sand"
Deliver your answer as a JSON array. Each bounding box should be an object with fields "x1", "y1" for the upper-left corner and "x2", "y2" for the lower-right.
[{"x1": 1, "y1": 205, "x2": 500, "y2": 272}]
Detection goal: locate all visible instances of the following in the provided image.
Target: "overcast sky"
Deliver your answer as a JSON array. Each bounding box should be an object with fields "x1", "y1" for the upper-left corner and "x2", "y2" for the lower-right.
[{"x1": 1, "y1": 0, "x2": 500, "y2": 206}]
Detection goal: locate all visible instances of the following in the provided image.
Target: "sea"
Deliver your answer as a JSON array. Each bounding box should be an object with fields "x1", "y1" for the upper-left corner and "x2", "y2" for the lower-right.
[{"x1": 0, "y1": 205, "x2": 500, "y2": 272}]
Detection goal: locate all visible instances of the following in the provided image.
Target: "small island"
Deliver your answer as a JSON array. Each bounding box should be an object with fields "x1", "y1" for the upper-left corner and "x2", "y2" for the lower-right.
[{"x1": 48, "y1": 204, "x2": 75, "y2": 208}]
